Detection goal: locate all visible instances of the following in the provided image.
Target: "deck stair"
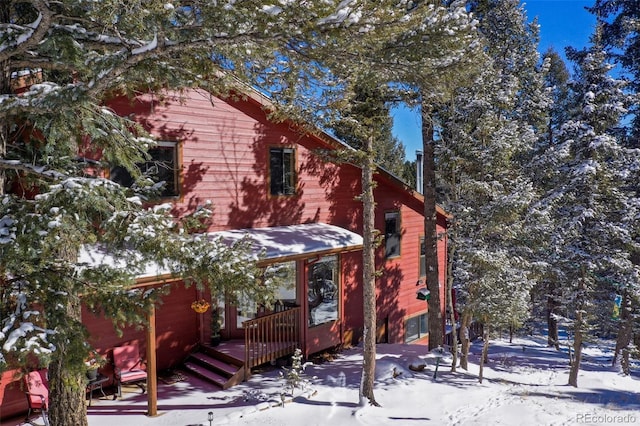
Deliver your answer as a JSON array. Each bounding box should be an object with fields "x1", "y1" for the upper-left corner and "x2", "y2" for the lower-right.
[{"x1": 183, "y1": 346, "x2": 245, "y2": 390}]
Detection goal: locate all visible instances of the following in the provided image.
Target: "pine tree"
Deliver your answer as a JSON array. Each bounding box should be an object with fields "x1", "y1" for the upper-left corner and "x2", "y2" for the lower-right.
[
  {"x1": 382, "y1": 0, "x2": 484, "y2": 351},
  {"x1": 328, "y1": 74, "x2": 392, "y2": 406},
  {"x1": 435, "y1": 0, "x2": 546, "y2": 372},
  {"x1": 535, "y1": 25, "x2": 639, "y2": 386},
  {"x1": 589, "y1": 0, "x2": 640, "y2": 144},
  {"x1": 402, "y1": 159, "x2": 418, "y2": 191},
  {"x1": 271, "y1": 1, "x2": 485, "y2": 405},
  {"x1": 331, "y1": 80, "x2": 407, "y2": 178},
  {"x1": 281, "y1": 348, "x2": 307, "y2": 397},
  {"x1": 527, "y1": 49, "x2": 572, "y2": 350},
  {"x1": 0, "y1": 1, "x2": 400, "y2": 424},
  {"x1": 589, "y1": 0, "x2": 640, "y2": 371}
]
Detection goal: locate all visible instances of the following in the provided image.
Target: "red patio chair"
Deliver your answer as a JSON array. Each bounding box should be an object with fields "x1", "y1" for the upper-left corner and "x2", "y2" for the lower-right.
[
  {"x1": 113, "y1": 342, "x2": 147, "y2": 398},
  {"x1": 24, "y1": 370, "x2": 49, "y2": 426}
]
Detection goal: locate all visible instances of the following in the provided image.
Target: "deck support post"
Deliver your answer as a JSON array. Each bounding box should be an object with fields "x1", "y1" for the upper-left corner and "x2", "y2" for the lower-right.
[{"x1": 146, "y1": 305, "x2": 158, "y2": 417}]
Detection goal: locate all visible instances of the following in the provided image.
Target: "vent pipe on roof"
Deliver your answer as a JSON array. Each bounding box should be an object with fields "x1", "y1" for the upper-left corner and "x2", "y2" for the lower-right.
[{"x1": 416, "y1": 150, "x2": 423, "y2": 194}]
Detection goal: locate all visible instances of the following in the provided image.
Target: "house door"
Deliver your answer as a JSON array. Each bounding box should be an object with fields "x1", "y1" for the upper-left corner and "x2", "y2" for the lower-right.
[{"x1": 226, "y1": 261, "x2": 298, "y2": 339}]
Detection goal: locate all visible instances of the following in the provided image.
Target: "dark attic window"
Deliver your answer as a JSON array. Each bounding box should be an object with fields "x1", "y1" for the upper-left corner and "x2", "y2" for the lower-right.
[
  {"x1": 384, "y1": 211, "x2": 401, "y2": 258},
  {"x1": 110, "y1": 141, "x2": 179, "y2": 198},
  {"x1": 269, "y1": 147, "x2": 296, "y2": 196}
]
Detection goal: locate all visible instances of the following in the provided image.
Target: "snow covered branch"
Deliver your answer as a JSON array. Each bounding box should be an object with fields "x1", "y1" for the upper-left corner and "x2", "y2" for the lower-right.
[
  {"x1": 0, "y1": 159, "x2": 66, "y2": 180},
  {"x1": 0, "y1": 0, "x2": 54, "y2": 62}
]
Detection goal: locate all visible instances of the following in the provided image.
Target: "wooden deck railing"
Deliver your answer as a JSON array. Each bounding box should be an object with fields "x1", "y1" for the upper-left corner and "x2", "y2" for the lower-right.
[{"x1": 244, "y1": 307, "x2": 301, "y2": 371}]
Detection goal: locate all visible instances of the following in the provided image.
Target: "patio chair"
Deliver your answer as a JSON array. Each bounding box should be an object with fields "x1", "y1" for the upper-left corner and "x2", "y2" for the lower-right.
[
  {"x1": 24, "y1": 370, "x2": 49, "y2": 426},
  {"x1": 113, "y1": 342, "x2": 147, "y2": 398}
]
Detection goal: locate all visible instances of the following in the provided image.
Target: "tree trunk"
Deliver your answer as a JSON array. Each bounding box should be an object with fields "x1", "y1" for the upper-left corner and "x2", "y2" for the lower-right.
[
  {"x1": 568, "y1": 323, "x2": 583, "y2": 387},
  {"x1": 478, "y1": 327, "x2": 489, "y2": 384},
  {"x1": 546, "y1": 281, "x2": 560, "y2": 349},
  {"x1": 446, "y1": 255, "x2": 457, "y2": 372},
  {"x1": 568, "y1": 278, "x2": 585, "y2": 387},
  {"x1": 612, "y1": 291, "x2": 633, "y2": 375},
  {"x1": 47, "y1": 294, "x2": 88, "y2": 426},
  {"x1": 421, "y1": 99, "x2": 443, "y2": 350},
  {"x1": 359, "y1": 135, "x2": 379, "y2": 407},
  {"x1": 459, "y1": 312, "x2": 472, "y2": 370}
]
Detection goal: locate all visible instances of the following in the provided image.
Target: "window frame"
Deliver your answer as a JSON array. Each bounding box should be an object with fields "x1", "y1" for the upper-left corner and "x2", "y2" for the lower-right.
[
  {"x1": 419, "y1": 236, "x2": 426, "y2": 277},
  {"x1": 145, "y1": 141, "x2": 180, "y2": 198},
  {"x1": 109, "y1": 140, "x2": 181, "y2": 199},
  {"x1": 404, "y1": 312, "x2": 428, "y2": 343},
  {"x1": 384, "y1": 211, "x2": 401, "y2": 258},
  {"x1": 307, "y1": 254, "x2": 339, "y2": 328},
  {"x1": 269, "y1": 146, "x2": 296, "y2": 196}
]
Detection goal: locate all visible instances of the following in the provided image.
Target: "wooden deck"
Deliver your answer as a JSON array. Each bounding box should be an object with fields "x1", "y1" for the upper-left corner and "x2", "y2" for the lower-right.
[
  {"x1": 243, "y1": 307, "x2": 301, "y2": 374},
  {"x1": 201, "y1": 307, "x2": 302, "y2": 381},
  {"x1": 205, "y1": 340, "x2": 297, "y2": 365},
  {"x1": 208, "y1": 340, "x2": 246, "y2": 361}
]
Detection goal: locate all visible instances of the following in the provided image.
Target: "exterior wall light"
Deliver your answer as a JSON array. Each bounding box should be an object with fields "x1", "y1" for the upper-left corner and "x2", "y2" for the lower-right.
[{"x1": 416, "y1": 287, "x2": 430, "y2": 301}]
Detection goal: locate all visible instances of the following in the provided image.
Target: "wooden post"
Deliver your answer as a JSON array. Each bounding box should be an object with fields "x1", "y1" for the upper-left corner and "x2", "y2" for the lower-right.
[{"x1": 146, "y1": 305, "x2": 158, "y2": 417}]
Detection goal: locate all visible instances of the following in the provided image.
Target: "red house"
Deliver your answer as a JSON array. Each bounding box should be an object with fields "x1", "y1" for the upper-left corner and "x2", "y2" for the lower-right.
[{"x1": 0, "y1": 86, "x2": 448, "y2": 419}]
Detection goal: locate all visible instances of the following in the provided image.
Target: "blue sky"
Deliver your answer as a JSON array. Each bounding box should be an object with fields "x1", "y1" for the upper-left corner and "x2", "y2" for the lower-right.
[{"x1": 392, "y1": 0, "x2": 597, "y2": 161}]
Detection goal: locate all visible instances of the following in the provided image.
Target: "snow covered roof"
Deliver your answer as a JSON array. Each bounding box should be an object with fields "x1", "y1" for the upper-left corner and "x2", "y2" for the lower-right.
[
  {"x1": 214, "y1": 223, "x2": 363, "y2": 264},
  {"x1": 77, "y1": 245, "x2": 173, "y2": 282},
  {"x1": 78, "y1": 223, "x2": 363, "y2": 283}
]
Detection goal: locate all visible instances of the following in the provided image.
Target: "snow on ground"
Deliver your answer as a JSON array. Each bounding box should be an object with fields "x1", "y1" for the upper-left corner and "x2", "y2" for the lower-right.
[{"x1": 5, "y1": 333, "x2": 639, "y2": 426}]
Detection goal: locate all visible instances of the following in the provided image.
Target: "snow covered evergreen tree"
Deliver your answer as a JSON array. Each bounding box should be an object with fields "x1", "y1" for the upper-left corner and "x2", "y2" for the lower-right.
[
  {"x1": 273, "y1": 0, "x2": 484, "y2": 404},
  {"x1": 589, "y1": 0, "x2": 640, "y2": 370},
  {"x1": 331, "y1": 79, "x2": 407, "y2": 179},
  {"x1": 589, "y1": 0, "x2": 640, "y2": 144},
  {"x1": 281, "y1": 348, "x2": 307, "y2": 397},
  {"x1": 436, "y1": 0, "x2": 545, "y2": 372},
  {"x1": 383, "y1": 0, "x2": 484, "y2": 350},
  {"x1": 0, "y1": 1, "x2": 407, "y2": 424},
  {"x1": 532, "y1": 25, "x2": 639, "y2": 386},
  {"x1": 326, "y1": 73, "x2": 390, "y2": 407},
  {"x1": 528, "y1": 49, "x2": 572, "y2": 349}
]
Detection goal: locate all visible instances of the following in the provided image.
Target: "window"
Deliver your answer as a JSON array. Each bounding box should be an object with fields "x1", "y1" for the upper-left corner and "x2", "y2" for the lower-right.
[
  {"x1": 384, "y1": 211, "x2": 400, "y2": 258},
  {"x1": 419, "y1": 237, "x2": 426, "y2": 277},
  {"x1": 110, "y1": 141, "x2": 179, "y2": 198},
  {"x1": 405, "y1": 313, "x2": 428, "y2": 343},
  {"x1": 273, "y1": 261, "x2": 297, "y2": 306},
  {"x1": 238, "y1": 261, "x2": 297, "y2": 328},
  {"x1": 269, "y1": 147, "x2": 295, "y2": 196},
  {"x1": 236, "y1": 295, "x2": 256, "y2": 328},
  {"x1": 308, "y1": 255, "x2": 339, "y2": 327}
]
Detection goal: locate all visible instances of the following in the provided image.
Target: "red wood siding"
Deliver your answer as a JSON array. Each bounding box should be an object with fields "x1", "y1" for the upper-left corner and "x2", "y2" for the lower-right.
[
  {"x1": 83, "y1": 282, "x2": 199, "y2": 373},
  {"x1": 109, "y1": 91, "x2": 363, "y2": 233},
  {"x1": 368, "y1": 180, "x2": 448, "y2": 344},
  {"x1": 341, "y1": 251, "x2": 363, "y2": 344},
  {"x1": 110, "y1": 89, "x2": 447, "y2": 352},
  {"x1": 155, "y1": 284, "x2": 200, "y2": 368},
  {"x1": 2, "y1": 89, "x2": 449, "y2": 421}
]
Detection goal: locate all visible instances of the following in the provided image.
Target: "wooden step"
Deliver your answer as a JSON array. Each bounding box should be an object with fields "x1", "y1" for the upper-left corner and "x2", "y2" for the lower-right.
[
  {"x1": 183, "y1": 361, "x2": 229, "y2": 388},
  {"x1": 201, "y1": 345, "x2": 244, "y2": 368},
  {"x1": 190, "y1": 352, "x2": 239, "y2": 376}
]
